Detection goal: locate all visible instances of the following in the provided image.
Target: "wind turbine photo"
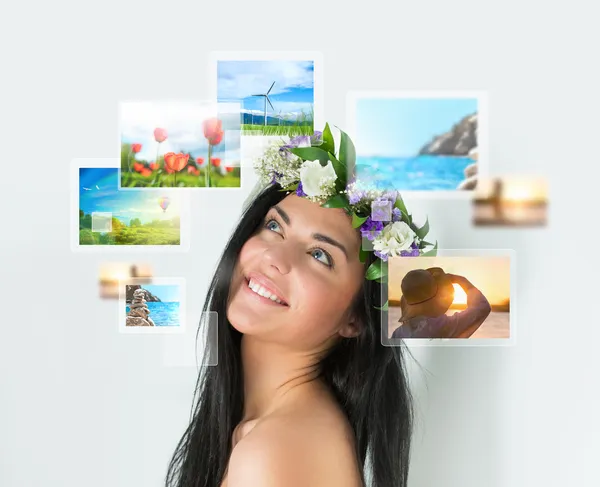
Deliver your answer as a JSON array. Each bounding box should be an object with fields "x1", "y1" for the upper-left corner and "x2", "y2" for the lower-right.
[
  {"x1": 251, "y1": 81, "x2": 275, "y2": 126},
  {"x1": 216, "y1": 58, "x2": 317, "y2": 136}
]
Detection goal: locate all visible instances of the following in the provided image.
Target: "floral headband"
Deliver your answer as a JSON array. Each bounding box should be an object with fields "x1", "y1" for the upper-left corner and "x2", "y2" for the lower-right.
[{"x1": 253, "y1": 123, "x2": 438, "y2": 311}]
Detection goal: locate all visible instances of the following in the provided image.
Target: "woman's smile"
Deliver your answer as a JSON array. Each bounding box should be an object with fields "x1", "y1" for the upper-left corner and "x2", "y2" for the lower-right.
[{"x1": 243, "y1": 276, "x2": 289, "y2": 307}]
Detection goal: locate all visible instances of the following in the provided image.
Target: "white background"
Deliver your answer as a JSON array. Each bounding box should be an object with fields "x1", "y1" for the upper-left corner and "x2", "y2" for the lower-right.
[{"x1": 1, "y1": 1, "x2": 598, "y2": 486}]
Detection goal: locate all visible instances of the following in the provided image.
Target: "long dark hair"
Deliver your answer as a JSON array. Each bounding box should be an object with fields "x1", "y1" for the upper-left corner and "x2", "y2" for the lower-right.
[{"x1": 165, "y1": 184, "x2": 414, "y2": 487}]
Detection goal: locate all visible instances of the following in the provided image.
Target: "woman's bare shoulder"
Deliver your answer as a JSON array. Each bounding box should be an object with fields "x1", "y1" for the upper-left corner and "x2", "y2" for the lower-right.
[{"x1": 226, "y1": 403, "x2": 363, "y2": 487}]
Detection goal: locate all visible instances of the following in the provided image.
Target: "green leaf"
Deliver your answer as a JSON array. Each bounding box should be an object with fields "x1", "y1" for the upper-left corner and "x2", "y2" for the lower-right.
[
  {"x1": 414, "y1": 216, "x2": 430, "y2": 240},
  {"x1": 322, "y1": 194, "x2": 349, "y2": 209},
  {"x1": 366, "y1": 259, "x2": 388, "y2": 281},
  {"x1": 420, "y1": 240, "x2": 434, "y2": 246},
  {"x1": 374, "y1": 300, "x2": 389, "y2": 311},
  {"x1": 422, "y1": 241, "x2": 438, "y2": 256},
  {"x1": 278, "y1": 182, "x2": 299, "y2": 192},
  {"x1": 394, "y1": 194, "x2": 409, "y2": 216},
  {"x1": 359, "y1": 247, "x2": 369, "y2": 264},
  {"x1": 352, "y1": 213, "x2": 368, "y2": 229},
  {"x1": 328, "y1": 152, "x2": 348, "y2": 191},
  {"x1": 289, "y1": 147, "x2": 329, "y2": 164},
  {"x1": 337, "y1": 126, "x2": 356, "y2": 173},
  {"x1": 321, "y1": 123, "x2": 335, "y2": 154}
]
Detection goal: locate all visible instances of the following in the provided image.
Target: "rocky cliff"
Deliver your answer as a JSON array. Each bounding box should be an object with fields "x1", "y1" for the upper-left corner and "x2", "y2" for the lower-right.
[
  {"x1": 125, "y1": 285, "x2": 161, "y2": 304},
  {"x1": 418, "y1": 113, "x2": 477, "y2": 156}
]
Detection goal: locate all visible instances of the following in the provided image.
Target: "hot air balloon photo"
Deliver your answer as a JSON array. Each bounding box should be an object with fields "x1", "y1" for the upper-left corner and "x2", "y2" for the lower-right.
[{"x1": 159, "y1": 196, "x2": 170, "y2": 213}]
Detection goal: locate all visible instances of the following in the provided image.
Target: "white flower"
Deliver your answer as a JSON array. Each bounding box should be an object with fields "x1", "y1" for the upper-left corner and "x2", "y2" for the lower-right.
[
  {"x1": 300, "y1": 159, "x2": 338, "y2": 197},
  {"x1": 372, "y1": 221, "x2": 417, "y2": 258}
]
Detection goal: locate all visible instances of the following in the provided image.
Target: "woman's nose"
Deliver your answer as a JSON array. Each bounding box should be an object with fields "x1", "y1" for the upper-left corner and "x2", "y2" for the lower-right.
[{"x1": 262, "y1": 243, "x2": 293, "y2": 274}]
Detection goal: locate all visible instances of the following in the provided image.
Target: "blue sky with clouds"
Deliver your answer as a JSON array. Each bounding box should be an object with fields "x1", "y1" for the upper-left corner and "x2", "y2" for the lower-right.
[
  {"x1": 141, "y1": 284, "x2": 181, "y2": 302},
  {"x1": 217, "y1": 60, "x2": 314, "y2": 118},
  {"x1": 356, "y1": 97, "x2": 478, "y2": 157}
]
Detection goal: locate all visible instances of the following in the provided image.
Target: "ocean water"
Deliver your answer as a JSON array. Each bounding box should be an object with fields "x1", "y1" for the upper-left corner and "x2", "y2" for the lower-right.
[
  {"x1": 356, "y1": 155, "x2": 475, "y2": 191},
  {"x1": 125, "y1": 302, "x2": 180, "y2": 326}
]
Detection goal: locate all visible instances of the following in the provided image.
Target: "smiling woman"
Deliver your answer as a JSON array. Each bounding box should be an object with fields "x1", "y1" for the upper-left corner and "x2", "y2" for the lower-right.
[{"x1": 164, "y1": 183, "x2": 415, "y2": 487}]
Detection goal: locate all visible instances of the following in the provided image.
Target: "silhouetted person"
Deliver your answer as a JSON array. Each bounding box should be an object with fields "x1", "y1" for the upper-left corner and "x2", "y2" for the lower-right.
[
  {"x1": 391, "y1": 267, "x2": 491, "y2": 339},
  {"x1": 490, "y1": 179, "x2": 504, "y2": 220}
]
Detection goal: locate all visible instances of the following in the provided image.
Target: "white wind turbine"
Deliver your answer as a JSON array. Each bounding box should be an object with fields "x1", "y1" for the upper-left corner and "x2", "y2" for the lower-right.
[{"x1": 251, "y1": 81, "x2": 276, "y2": 126}]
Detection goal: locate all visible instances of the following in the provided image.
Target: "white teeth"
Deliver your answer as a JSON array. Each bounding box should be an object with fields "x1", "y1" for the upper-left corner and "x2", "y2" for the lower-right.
[{"x1": 247, "y1": 278, "x2": 285, "y2": 305}]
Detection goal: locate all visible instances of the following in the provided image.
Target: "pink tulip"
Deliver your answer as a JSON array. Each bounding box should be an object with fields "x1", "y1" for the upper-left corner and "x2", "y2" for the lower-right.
[{"x1": 154, "y1": 128, "x2": 168, "y2": 143}]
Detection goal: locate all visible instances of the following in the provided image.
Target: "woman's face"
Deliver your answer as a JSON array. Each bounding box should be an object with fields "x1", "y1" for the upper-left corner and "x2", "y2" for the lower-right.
[{"x1": 227, "y1": 194, "x2": 366, "y2": 352}]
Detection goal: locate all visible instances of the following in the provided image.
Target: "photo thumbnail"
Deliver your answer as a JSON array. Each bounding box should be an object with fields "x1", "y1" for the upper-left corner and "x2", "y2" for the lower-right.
[
  {"x1": 473, "y1": 175, "x2": 548, "y2": 227},
  {"x1": 384, "y1": 250, "x2": 514, "y2": 346},
  {"x1": 211, "y1": 51, "x2": 324, "y2": 137},
  {"x1": 119, "y1": 100, "x2": 241, "y2": 189},
  {"x1": 71, "y1": 159, "x2": 190, "y2": 251},
  {"x1": 118, "y1": 278, "x2": 186, "y2": 334},
  {"x1": 347, "y1": 91, "x2": 488, "y2": 197}
]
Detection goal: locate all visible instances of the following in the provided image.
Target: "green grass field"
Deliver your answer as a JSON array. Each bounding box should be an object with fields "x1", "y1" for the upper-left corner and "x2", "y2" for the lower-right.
[
  {"x1": 79, "y1": 214, "x2": 181, "y2": 245},
  {"x1": 120, "y1": 170, "x2": 241, "y2": 188},
  {"x1": 241, "y1": 123, "x2": 314, "y2": 136}
]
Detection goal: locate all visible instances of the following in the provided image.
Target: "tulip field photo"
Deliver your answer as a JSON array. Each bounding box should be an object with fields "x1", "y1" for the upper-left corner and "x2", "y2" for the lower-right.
[{"x1": 119, "y1": 101, "x2": 242, "y2": 188}]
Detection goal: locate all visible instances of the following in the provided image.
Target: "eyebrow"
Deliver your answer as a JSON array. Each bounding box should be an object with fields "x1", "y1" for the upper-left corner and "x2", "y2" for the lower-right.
[{"x1": 273, "y1": 205, "x2": 349, "y2": 261}]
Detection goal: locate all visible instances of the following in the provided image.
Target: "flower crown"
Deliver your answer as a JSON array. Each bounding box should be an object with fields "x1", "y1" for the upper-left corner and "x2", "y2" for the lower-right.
[{"x1": 254, "y1": 123, "x2": 438, "y2": 311}]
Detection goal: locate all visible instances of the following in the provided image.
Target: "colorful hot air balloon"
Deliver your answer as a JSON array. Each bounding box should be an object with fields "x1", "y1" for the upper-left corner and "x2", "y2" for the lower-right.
[{"x1": 158, "y1": 196, "x2": 170, "y2": 213}]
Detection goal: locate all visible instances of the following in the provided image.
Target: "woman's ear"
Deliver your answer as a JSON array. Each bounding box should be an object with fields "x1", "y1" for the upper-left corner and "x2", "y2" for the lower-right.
[{"x1": 338, "y1": 312, "x2": 362, "y2": 338}]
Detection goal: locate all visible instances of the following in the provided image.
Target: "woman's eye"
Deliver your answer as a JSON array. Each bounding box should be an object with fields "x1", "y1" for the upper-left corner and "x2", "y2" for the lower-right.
[
  {"x1": 265, "y1": 219, "x2": 282, "y2": 232},
  {"x1": 311, "y1": 248, "x2": 332, "y2": 267}
]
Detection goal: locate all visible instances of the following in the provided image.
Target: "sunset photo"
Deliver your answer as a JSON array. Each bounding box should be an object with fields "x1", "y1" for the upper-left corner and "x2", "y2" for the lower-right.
[
  {"x1": 473, "y1": 176, "x2": 548, "y2": 227},
  {"x1": 386, "y1": 255, "x2": 511, "y2": 342},
  {"x1": 98, "y1": 262, "x2": 153, "y2": 299}
]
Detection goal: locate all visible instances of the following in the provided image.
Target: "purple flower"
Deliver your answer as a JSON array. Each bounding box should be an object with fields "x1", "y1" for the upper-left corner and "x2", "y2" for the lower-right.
[
  {"x1": 371, "y1": 199, "x2": 392, "y2": 222},
  {"x1": 296, "y1": 181, "x2": 307, "y2": 197},
  {"x1": 270, "y1": 171, "x2": 283, "y2": 185},
  {"x1": 392, "y1": 208, "x2": 402, "y2": 222},
  {"x1": 348, "y1": 188, "x2": 366, "y2": 205},
  {"x1": 374, "y1": 250, "x2": 388, "y2": 262},
  {"x1": 400, "y1": 241, "x2": 420, "y2": 257},
  {"x1": 310, "y1": 131, "x2": 323, "y2": 146},
  {"x1": 360, "y1": 216, "x2": 384, "y2": 241}
]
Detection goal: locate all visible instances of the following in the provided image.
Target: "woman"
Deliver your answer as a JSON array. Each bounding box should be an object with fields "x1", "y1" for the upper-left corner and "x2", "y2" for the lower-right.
[
  {"x1": 165, "y1": 183, "x2": 415, "y2": 487},
  {"x1": 391, "y1": 267, "x2": 491, "y2": 339}
]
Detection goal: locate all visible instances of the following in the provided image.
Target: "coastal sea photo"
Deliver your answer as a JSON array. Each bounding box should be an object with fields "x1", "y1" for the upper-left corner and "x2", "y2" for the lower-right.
[
  {"x1": 473, "y1": 176, "x2": 548, "y2": 227},
  {"x1": 118, "y1": 277, "x2": 186, "y2": 334},
  {"x1": 119, "y1": 100, "x2": 242, "y2": 189},
  {"x1": 384, "y1": 250, "x2": 515, "y2": 347},
  {"x1": 70, "y1": 159, "x2": 190, "y2": 252},
  {"x1": 210, "y1": 51, "x2": 324, "y2": 137},
  {"x1": 347, "y1": 91, "x2": 488, "y2": 197}
]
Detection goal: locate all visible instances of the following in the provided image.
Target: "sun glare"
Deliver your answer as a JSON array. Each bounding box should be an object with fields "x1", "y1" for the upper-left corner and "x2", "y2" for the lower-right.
[{"x1": 452, "y1": 283, "x2": 468, "y2": 305}]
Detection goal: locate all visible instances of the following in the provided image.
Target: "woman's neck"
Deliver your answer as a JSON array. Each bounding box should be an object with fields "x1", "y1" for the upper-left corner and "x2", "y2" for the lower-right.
[{"x1": 240, "y1": 334, "x2": 323, "y2": 421}]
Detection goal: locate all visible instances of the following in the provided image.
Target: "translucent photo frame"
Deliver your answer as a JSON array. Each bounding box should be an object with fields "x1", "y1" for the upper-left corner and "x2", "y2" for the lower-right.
[
  {"x1": 162, "y1": 311, "x2": 219, "y2": 367},
  {"x1": 381, "y1": 248, "x2": 516, "y2": 347}
]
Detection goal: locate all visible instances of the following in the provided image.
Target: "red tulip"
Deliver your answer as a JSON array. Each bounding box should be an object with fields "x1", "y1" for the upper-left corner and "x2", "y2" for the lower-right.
[
  {"x1": 210, "y1": 158, "x2": 221, "y2": 168},
  {"x1": 164, "y1": 152, "x2": 189, "y2": 172},
  {"x1": 140, "y1": 168, "x2": 152, "y2": 177},
  {"x1": 203, "y1": 118, "x2": 222, "y2": 141},
  {"x1": 225, "y1": 166, "x2": 234, "y2": 173},
  {"x1": 133, "y1": 162, "x2": 144, "y2": 172},
  {"x1": 187, "y1": 166, "x2": 200, "y2": 176},
  {"x1": 149, "y1": 162, "x2": 159, "y2": 171},
  {"x1": 165, "y1": 166, "x2": 174, "y2": 174},
  {"x1": 208, "y1": 130, "x2": 224, "y2": 146},
  {"x1": 153, "y1": 128, "x2": 168, "y2": 143},
  {"x1": 196, "y1": 157, "x2": 205, "y2": 166},
  {"x1": 131, "y1": 143, "x2": 142, "y2": 153}
]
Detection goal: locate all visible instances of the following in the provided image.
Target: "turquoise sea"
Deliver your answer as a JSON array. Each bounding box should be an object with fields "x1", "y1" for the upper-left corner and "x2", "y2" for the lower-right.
[
  {"x1": 125, "y1": 301, "x2": 180, "y2": 326},
  {"x1": 356, "y1": 155, "x2": 475, "y2": 191}
]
